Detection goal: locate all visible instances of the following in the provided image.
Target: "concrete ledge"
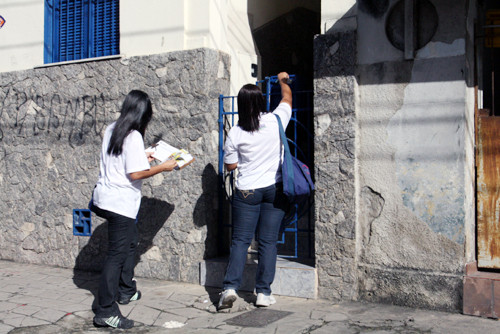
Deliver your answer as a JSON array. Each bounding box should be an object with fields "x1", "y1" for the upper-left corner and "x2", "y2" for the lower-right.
[
  {"x1": 358, "y1": 265, "x2": 463, "y2": 312},
  {"x1": 200, "y1": 256, "x2": 317, "y2": 299}
]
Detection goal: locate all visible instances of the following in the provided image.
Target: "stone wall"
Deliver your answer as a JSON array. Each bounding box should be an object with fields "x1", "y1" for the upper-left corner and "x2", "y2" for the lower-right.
[
  {"x1": 0, "y1": 48, "x2": 230, "y2": 283},
  {"x1": 314, "y1": 31, "x2": 357, "y2": 301}
]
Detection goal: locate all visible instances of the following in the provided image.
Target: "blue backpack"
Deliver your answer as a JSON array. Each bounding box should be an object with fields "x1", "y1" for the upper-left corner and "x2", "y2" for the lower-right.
[{"x1": 275, "y1": 114, "x2": 314, "y2": 224}]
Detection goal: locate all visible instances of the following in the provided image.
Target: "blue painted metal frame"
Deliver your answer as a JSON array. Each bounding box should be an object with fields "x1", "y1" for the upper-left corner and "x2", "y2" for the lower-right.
[
  {"x1": 218, "y1": 76, "x2": 314, "y2": 259},
  {"x1": 73, "y1": 208, "x2": 92, "y2": 236}
]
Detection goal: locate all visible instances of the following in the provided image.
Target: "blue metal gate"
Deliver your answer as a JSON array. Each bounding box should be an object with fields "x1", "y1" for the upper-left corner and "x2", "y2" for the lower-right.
[{"x1": 218, "y1": 75, "x2": 314, "y2": 259}]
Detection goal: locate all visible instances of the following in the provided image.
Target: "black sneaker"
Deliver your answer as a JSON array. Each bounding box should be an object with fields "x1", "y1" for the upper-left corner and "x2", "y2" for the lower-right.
[
  {"x1": 94, "y1": 315, "x2": 134, "y2": 329},
  {"x1": 118, "y1": 290, "x2": 141, "y2": 305}
]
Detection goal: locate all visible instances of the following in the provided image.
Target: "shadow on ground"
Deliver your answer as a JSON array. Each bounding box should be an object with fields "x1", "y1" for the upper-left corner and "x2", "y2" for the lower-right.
[{"x1": 72, "y1": 196, "x2": 174, "y2": 313}]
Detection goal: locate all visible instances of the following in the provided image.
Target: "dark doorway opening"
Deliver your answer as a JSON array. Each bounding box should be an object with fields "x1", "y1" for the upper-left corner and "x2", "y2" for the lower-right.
[{"x1": 247, "y1": 1, "x2": 321, "y2": 259}]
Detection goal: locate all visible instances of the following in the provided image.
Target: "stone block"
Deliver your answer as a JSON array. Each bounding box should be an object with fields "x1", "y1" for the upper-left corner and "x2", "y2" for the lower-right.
[
  {"x1": 463, "y1": 276, "x2": 492, "y2": 318},
  {"x1": 493, "y1": 280, "x2": 500, "y2": 318},
  {"x1": 127, "y1": 305, "x2": 161, "y2": 326},
  {"x1": 465, "y1": 261, "x2": 478, "y2": 275}
]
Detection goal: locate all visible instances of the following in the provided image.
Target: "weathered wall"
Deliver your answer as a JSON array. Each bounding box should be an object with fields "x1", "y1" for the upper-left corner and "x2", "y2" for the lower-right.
[
  {"x1": 314, "y1": 0, "x2": 473, "y2": 311},
  {"x1": 0, "y1": 48, "x2": 230, "y2": 283},
  {"x1": 355, "y1": 0, "x2": 470, "y2": 311}
]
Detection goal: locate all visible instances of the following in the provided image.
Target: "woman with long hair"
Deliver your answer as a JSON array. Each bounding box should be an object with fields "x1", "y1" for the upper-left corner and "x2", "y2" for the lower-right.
[
  {"x1": 219, "y1": 72, "x2": 292, "y2": 309},
  {"x1": 91, "y1": 90, "x2": 177, "y2": 329}
]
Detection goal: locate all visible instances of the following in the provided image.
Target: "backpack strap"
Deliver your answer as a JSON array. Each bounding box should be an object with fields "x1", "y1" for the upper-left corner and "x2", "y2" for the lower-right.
[{"x1": 275, "y1": 114, "x2": 295, "y2": 197}]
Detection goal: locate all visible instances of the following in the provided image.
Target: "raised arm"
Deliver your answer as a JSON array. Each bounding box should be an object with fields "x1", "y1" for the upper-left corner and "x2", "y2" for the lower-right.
[{"x1": 278, "y1": 72, "x2": 292, "y2": 108}]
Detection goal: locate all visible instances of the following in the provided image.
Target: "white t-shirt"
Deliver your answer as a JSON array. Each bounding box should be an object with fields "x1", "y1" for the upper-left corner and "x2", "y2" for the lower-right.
[
  {"x1": 93, "y1": 122, "x2": 151, "y2": 219},
  {"x1": 224, "y1": 102, "x2": 292, "y2": 190}
]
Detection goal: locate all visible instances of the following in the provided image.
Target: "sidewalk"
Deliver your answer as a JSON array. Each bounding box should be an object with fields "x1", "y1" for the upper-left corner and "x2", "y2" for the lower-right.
[{"x1": 0, "y1": 260, "x2": 498, "y2": 333}]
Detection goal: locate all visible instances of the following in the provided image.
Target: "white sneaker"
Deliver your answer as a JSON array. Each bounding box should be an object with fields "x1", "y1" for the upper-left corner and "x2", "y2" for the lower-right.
[
  {"x1": 256, "y1": 293, "x2": 276, "y2": 307},
  {"x1": 218, "y1": 289, "x2": 237, "y2": 310}
]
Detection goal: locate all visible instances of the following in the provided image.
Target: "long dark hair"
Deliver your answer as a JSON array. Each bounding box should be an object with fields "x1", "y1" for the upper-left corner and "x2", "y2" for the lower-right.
[
  {"x1": 107, "y1": 90, "x2": 153, "y2": 156},
  {"x1": 237, "y1": 84, "x2": 266, "y2": 132}
]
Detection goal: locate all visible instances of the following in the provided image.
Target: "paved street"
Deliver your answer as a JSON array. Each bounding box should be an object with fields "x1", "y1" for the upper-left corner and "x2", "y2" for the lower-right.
[{"x1": 0, "y1": 260, "x2": 498, "y2": 333}]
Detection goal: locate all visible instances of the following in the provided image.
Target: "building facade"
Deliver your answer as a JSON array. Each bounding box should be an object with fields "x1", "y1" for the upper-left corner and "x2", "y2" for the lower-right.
[{"x1": 0, "y1": 0, "x2": 497, "y2": 315}]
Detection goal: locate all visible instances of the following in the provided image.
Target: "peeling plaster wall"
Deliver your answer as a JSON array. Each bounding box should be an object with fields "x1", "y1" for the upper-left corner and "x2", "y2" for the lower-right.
[
  {"x1": 315, "y1": 0, "x2": 475, "y2": 312},
  {"x1": 386, "y1": 58, "x2": 466, "y2": 244},
  {"x1": 355, "y1": 0, "x2": 471, "y2": 311}
]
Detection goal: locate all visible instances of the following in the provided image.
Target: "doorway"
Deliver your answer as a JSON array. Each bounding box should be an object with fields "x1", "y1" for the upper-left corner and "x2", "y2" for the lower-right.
[
  {"x1": 249, "y1": 1, "x2": 320, "y2": 258},
  {"x1": 218, "y1": 1, "x2": 320, "y2": 259}
]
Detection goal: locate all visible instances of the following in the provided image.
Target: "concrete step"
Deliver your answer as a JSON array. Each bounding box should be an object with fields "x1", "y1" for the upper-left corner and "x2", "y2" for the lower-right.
[{"x1": 200, "y1": 256, "x2": 317, "y2": 299}]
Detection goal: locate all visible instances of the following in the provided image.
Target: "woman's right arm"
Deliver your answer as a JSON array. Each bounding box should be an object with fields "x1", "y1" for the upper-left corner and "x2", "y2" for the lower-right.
[{"x1": 278, "y1": 72, "x2": 292, "y2": 107}]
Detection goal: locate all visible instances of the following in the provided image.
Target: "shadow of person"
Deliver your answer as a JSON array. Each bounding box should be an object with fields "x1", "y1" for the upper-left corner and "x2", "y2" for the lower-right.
[
  {"x1": 193, "y1": 164, "x2": 219, "y2": 260},
  {"x1": 193, "y1": 164, "x2": 227, "y2": 307},
  {"x1": 72, "y1": 222, "x2": 107, "y2": 312},
  {"x1": 72, "y1": 196, "x2": 174, "y2": 313},
  {"x1": 135, "y1": 196, "x2": 175, "y2": 261}
]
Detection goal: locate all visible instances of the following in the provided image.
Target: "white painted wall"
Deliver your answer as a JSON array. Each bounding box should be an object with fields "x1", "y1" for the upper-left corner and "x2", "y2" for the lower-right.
[
  {"x1": 226, "y1": 1, "x2": 257, "y2": 95},
  {"x1": 321, "y1": 0, "x2": 356, "y2": 33},
  {"x1": 0, "y1": 0, "x2": 258, "y2": 95},
  {"x1": 120, "y1": 0, "x2": 185, "y2": 55},
  {"x1": 0, "y1": 0, "x2": 44, "y2": 72}
]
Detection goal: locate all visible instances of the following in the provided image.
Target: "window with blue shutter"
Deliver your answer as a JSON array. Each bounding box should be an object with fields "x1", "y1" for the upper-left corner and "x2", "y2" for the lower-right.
[{"x1": 44, "y1": 0, "x2": 119, "y2": 63}]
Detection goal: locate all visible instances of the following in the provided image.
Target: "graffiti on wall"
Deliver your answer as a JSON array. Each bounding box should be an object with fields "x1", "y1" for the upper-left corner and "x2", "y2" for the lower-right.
[{"x1": 0, "y1": 88, "x2": 115, "y2": 147}]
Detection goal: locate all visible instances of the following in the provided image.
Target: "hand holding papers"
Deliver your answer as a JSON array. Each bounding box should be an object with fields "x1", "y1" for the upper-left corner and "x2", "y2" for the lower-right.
[{"x1": 146, "y1": 140, "x2": 195, "y2": 169}]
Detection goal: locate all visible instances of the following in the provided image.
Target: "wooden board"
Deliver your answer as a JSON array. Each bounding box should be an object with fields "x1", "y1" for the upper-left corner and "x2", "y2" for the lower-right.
[{"x1": 477, "y1": 116, "x2": 500, "y2": 268}]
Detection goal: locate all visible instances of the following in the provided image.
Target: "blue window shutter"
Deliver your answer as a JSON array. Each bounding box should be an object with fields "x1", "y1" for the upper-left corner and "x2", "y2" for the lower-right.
[
  {"x1": 45, "y1": 0, "x2": 118, "y2": 63},
  {"x1": 91, "y1": 0, "x2": 119, "y2": 58},
  {"x1": 58, "y1": 0, "x2": 90, "y2": 61},
  {"x1": 44, "y1": 0, "x2": 55, "y2": 63}
]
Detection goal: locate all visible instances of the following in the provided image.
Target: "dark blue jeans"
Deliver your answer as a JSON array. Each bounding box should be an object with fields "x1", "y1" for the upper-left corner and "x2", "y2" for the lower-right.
[
  {"x1": 91, "y1": 205, "x2": 138, "y2": 317},
  {"x1": 223, "y1": 183, "x2": 287, "y2": 295}
]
